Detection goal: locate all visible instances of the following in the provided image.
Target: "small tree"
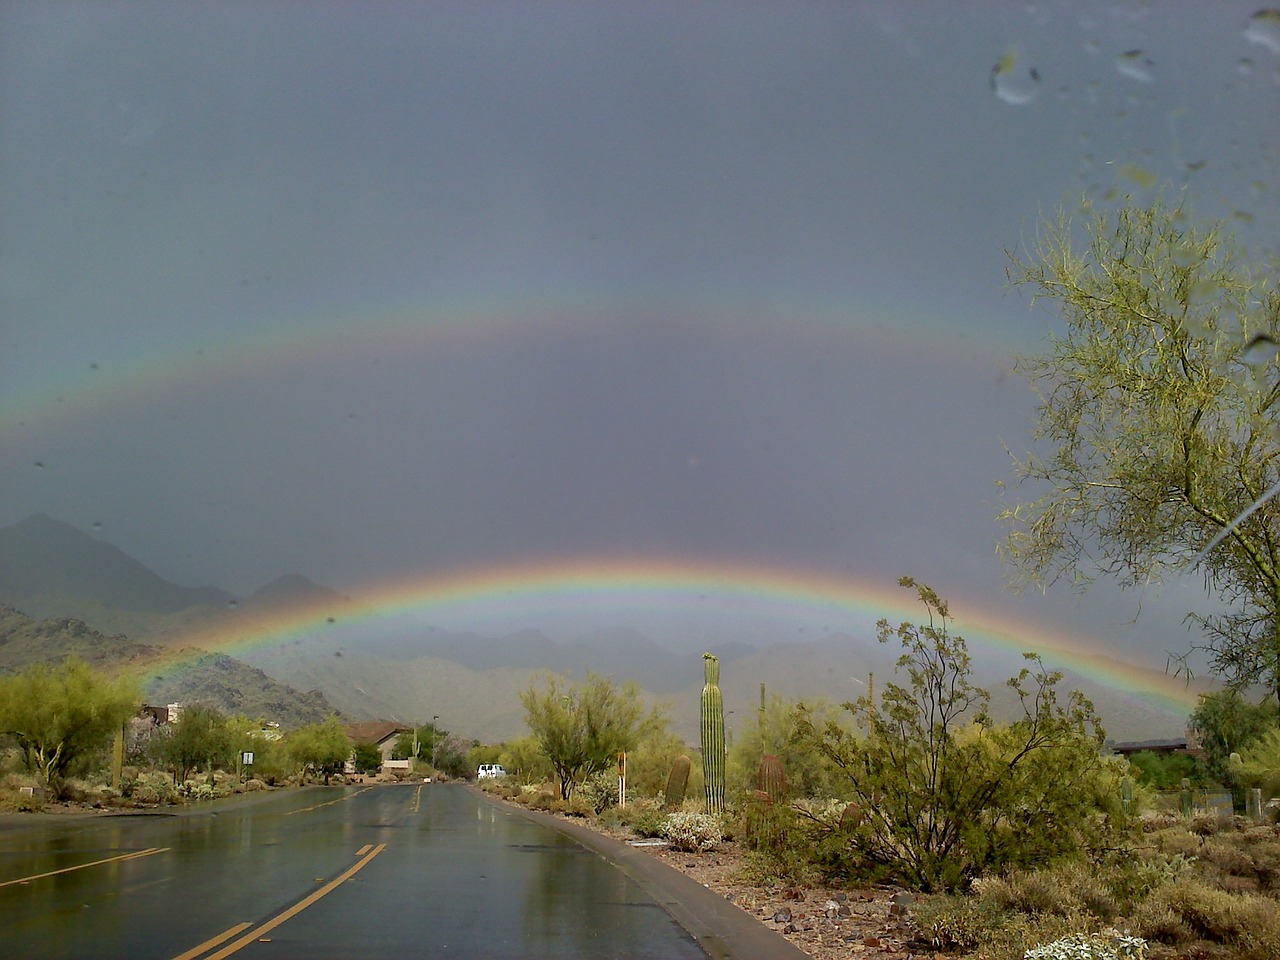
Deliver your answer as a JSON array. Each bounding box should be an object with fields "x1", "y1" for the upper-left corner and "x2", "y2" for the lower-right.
[
  {"x1": 520, "y1": 672, "x2": 662, "y2": 799},
  {"x1": 727, "y1": 693, "x2": 849, "y2": 801},
  {"x1": 498, "y1": 735, "x2": 554, "y2": 785},
  {"x1": 0, "y1": 657, "x2": 138, "y2": 791},
  {"x1": 352, "y1": 741, "x2": 383, "y2": 774},
  {"x1": 796, "y1": 578, "x2": 1119, "y2": 892},
  {"x1": 155, "y1": 704, "x2": 231, "y2": 783},
  {"x1": 1000, "y1": 198, "x2": 1280, "y2": 702},
  {"x1": 286, "y1": 717, "x2": 351, "y2": 783},
  {"x1": 1189, "y1": 688, "x2": 1279, "y2": 784}
]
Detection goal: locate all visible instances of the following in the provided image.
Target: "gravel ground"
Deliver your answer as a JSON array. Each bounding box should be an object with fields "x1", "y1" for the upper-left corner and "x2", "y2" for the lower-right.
[{"x1": 582, "y1": 820, "x2": 934, "y2": 960}]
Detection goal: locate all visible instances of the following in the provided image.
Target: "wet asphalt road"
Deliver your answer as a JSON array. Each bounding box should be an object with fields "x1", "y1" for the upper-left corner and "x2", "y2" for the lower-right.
[{"x1": 0, "y1": 783, "x2": 709, "y2": 960}]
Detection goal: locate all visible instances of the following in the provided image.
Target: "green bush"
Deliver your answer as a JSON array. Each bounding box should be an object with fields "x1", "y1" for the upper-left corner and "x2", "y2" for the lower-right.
[
  {"x1": 613, "y1": 797, "x2": 667, "y2": 838},
  {"x1": 795, "y1": 579, "x2": 1122, "y2": 892},
  {"x1": 578, "y1": 771, "x2": 619, "y2": 814}
]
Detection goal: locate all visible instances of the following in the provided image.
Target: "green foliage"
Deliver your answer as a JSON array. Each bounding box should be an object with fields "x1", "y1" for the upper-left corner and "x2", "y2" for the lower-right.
[
  {"x1": 393, "y1": 721, "x2": 445, "y2": 763},
  {"x1": 1234, "y1": 728, "x2": 1280, "y2": 798},
  {"x1": 1000, "y1": 197, "x2": 1280, "y2": 701},
  {"x1": 285, "y1": 717, "x2": 350, "y2": 781},
  {"x1": 497, "y1": 735, "x2": 554, "y2": 785},
  {"x1": 700, "y1": 653, "x2": 725, "y2": 814},
  {"x1": 796, "y1": 578, "x2": 1120, "y2": 892},
  {"x1": 519, "y1": 671, "x2": 662, "y2": 799},
  {"x1": 1190, "y1": 689, "x2": 1278, "y2": 783},
  {"x1": 430, "y1": 733, "x2": 472, "y2": 778},
  {"x1": 154, "y1": 704, "x2": 231, "y2": 782},
  {"x1": 577, "y1": 770, "x2": 619, "y2": 813},
  {"x1": 621, "y1": 724, "x2": 698, "y2": 799},
  {"x1": 1127, "y1": 750, "x2": 1204, "y2": 790},
  {"x1": 0, "y1": 656, "x2": 139, "y2": 790},
  {"x1": 726, "y1": 693, "x2": 850, "y2": 801},
  {"x1": 352, "y1": 741, "x2": 383, "y2": 774}
]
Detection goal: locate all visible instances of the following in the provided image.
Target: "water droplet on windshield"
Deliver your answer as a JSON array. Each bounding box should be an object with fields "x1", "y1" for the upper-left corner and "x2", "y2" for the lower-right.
[
  {"x1": 1244, "y1": 9, "x2": 1280, "y2": 54},
  {"x1": 990, "y1": 47, "x2": 1039, "y2": 105},
  {"x1": 92, "y1": 521, "x2": 103, "y2": 530},
  {"x1": 1115, "y1": 50, "x2": 1154, "y2": 83},
  {"x1": 1118, "y1": 163, "x2": 1158, "y2": 188},
  {"x1": 1242, "y1": 334, "x2": 1280, "y2": 369},
  {"x1": 34, "y1": 461, "x2": 45, "y2": 470},
  {"x1": 227, "y1": 599, "x2": 239, "y2": 609}
]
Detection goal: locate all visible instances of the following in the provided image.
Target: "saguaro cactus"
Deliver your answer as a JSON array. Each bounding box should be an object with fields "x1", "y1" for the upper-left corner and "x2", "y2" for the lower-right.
[
  {"x1": 701, "y1": 653, "x2": 725, "y2": 815},
  {"x1": 664, "y1": 754, "x2": 691, "y2": 809}
]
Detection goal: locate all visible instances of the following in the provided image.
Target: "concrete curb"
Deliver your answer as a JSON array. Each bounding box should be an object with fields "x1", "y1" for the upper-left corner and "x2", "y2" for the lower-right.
[{"x1": 473, "y1": 787, "x2": 811, "y2": 960}]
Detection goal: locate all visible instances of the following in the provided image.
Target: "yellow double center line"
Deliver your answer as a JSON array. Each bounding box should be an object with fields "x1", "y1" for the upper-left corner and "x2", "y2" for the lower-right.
[
  {"x1": 0, "y1": 846, "x2": 168, "y2": 888},
  {"x1": 173, "y1": 843, "x2": 386, "y2": 960}
]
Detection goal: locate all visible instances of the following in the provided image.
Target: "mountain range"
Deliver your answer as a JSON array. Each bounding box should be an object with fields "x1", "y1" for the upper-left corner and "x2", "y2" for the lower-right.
[{"x1": 0, "y1": 514, "x2": 1203, "y2": 742}]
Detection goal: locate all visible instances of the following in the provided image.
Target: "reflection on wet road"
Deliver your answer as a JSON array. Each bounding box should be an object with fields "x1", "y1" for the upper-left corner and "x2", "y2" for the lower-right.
[{"x1": 0, "y1": 784, "x2": 706, "y2": 959}]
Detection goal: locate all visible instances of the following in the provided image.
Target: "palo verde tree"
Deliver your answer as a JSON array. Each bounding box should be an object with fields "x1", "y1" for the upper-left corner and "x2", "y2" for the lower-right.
[
  {"x1": 796, "y1": 578, "x2": 1119, "y2": 892},
  {"x1": 1000, "y1": 197, "x2": 1280, "y2": 702},
  {"x1": 155, "y1": 704, "x2": 231, "y2": 783},
  {"x1": 0, "y1": 657, "x2": 139, "y2": 791},
  {"x1": 520, "y1": 671, "x2": 663, "y2": 800}
]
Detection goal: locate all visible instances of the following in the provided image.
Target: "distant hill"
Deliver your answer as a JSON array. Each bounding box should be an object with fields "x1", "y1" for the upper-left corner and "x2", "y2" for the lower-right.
[
  {"x1": 0, "y1": 514, "x2": 232, "y2": 615},
  {"x1": 358, "y1": 623, "x2": 758, "y2": 695},
  {"x1": 0, "y1": 603, "x2": 160, "y2": 671},
  {"x1": 143, "y1": 651, "x2": 340, "y2": 728},
  {"x1": 245, "y1": 573, "x2": 349, "y2": 608},
  {"x1": 0, "y1": 605, "x2": 341, "y2": 729},
  {"x1": 0, "y1": 514, "x2": 1201, "y2": 743}
]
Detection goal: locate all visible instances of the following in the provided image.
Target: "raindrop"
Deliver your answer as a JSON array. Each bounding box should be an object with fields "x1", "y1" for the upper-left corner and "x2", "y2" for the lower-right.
[
  {"x1": 1238, "y1": 57, "x2": 1256, "y2": 76},
  {"x1": 89, "y1": 362, "x2": 100, "y2": 371},
  {"x1": 326, "y1": 616, "x2": 336, "y2": 624},
  {"x1": 1186, "y1": 160, "x2": 1207, "y2": 172},
  {"x1": 91, "y1": 521, "x2": 102, "y2": 530},
  {"x1": 227, "y1": 599, "x2": 238, "y2": 609},
  {"x1": 990, "y1": 47, "x2": 1040, "y2": 105},
  {"x1": 1115, "y1": 49, "x2": 1154, "y2": 83},
  {"x1": 1241, "y1": 333, "x2": 1280, "y2": 369},
  {"x1": 34, "y1": 461, "x2": 44, "y2": 470},
  {"x1": 1244, "y1": 9, "x2": 1280, "y2": 54},
  {"x1": 1118, "y1": 163, "x2": 1158, "y2": 188}
]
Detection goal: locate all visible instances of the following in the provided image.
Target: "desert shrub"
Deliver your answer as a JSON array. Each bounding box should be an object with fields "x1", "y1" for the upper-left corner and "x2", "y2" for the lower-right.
[
  {"x1": 523, "y1": 787, "x2": 559, "y2": 812},
  {"x1": 242, "y1": 778, "x2": 267, "y2": 792},
  {"x1": 1022, "y1": 933, "x2": 1147, "y2": 960},
  {"x1": 913, "y1": 893, "x2": 1089, "y2": 960},
  {"x1": 795, "y1": 580, "x2": 1122, "y2": 892},
  {"x1": 1137, "y1": 877, "x2": 1280, "y2": 958},
  {"x1": 551, "y1": 794, "x2": 594, "y2": 818},
  {"x1": 662, "y1": 811, "x2": 722, "y2": 851},
  {"x1": 0, "y1": 793, "x2": 44, "y2": 812},
  {"x1": 613, "y1": 797, "x2": 667, "y2": 838},
  {"x1": 578, "y1": 771, "x2": 619, "y2": 814}
]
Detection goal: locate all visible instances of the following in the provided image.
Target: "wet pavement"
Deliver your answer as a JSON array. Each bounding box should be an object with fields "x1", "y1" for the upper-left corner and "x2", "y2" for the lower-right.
[{"x1": 0, "y1": 784, "x2": 709, "y2": 959}]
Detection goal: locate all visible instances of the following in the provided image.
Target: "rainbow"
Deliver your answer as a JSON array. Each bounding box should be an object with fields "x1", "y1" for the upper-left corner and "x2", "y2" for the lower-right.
[
  {"x1": 2, "y1": 297, "x2": 1023, "y2": 440},
  {"x1": 146, "y1": 557, "x2": 1201, "y2": 716}
]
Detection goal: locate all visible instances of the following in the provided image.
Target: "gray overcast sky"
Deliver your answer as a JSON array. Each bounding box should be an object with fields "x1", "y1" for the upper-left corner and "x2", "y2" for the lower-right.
[{"x1": 2, "y1": 2, "x2": 1278, "y2": 662}]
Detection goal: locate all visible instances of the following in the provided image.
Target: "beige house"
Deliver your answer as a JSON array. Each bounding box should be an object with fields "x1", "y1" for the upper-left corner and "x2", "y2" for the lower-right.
[{"x1": 343, "y1": 721, "x2": 414, "y2": 773}]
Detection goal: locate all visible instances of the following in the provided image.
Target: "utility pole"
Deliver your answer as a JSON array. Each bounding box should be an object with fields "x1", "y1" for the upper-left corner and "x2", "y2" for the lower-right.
[{"x1": 431, "y1": 715, "x2": 440, "y2": 775}]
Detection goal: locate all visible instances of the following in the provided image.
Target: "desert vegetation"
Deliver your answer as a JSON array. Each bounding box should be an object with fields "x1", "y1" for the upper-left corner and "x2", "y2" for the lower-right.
[{"x1": 486, "y1": 577, "x2": 1280, "y2": 960}]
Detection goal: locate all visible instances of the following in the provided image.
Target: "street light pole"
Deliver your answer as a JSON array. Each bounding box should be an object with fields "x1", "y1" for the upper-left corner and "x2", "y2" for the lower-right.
[{"x1": 432, "y1": 715, "x2": 440, "y2": 776}]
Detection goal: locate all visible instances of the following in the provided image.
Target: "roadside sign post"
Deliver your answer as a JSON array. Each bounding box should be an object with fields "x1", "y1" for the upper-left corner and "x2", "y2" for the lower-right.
[{"x1": 617, "y1": 751, "x2": 626, "y2": 808}]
